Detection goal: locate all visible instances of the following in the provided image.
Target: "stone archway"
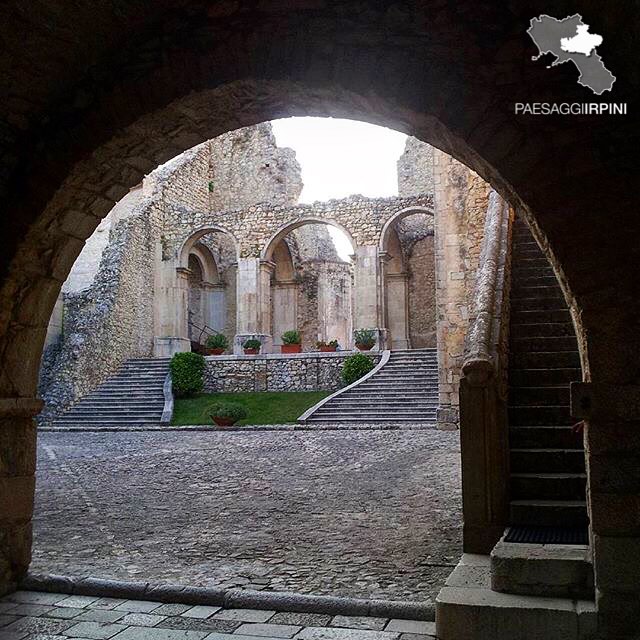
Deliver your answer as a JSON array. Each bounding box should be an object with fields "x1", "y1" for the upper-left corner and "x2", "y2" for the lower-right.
[{"x1": 0, "y1": 5, "x2": 638, "y2": 635}]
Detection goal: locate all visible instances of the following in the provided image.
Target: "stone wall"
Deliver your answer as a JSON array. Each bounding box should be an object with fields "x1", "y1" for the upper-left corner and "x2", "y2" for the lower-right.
[
  {"x1": 203, "y1": 352, "x2": 380, "y2": 393},
  {"x1": 407, "y1": 234, "x2": 436, "y2": 348},
  {"x1": 397, "y1": 137, "x2": 435, "y2": 197}
]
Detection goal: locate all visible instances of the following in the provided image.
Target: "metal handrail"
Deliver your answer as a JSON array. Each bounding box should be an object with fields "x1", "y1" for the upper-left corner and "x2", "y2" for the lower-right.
[{"x1": 188, "y1": 320, "x2": 223, "y2": 345}]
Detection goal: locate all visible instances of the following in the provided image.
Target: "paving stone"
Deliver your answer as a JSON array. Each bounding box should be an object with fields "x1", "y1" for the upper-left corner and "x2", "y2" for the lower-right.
[
  {"x1": 61, "y1": 621, "x2": 128, "y2": 639},
  {"x1": 114, "y1": 627, "x2": 209, "y2": 640},
  {"x1": 120, "y1": 613, "x2": 167, "y2": 626},
  {"x1": 2, "y1": 592, "x2": 67, "y2": 606},
  {"x1": 3, "y1": 616, "x2": 75, "y2": 635},
  {"x1": 214, "y1": 610, "x2": 276, "y2": 623},
  {"x1": 0, "y1": 615, "x2": 20, "y2": 627},
  {"x1": 205, "y1": 635, "x2": 279, "y2": 640},
  {"x1": 0, "y1": 631, "x2": 28, "y2": 640},
  {"x1": 384, "y1": 621, "x2": 435, "y2": 635},
  {"x1": 87, "y1": 599, "x2": 128, "y2": 611},
  {"x1": 73, "y1": 610, "x2": 126, "y2": 623},
  {"x1": 398, "y1": 633, "x2": 436, "y2": 640},
  {"x1": 295, "y1": 627, "x2": 399, "y2": 640},
  {"x1": 270, "y1": 614, "x2": 331, "y2": 627},
  {"x1": 154, "y1": 604, "x2": 192, "y2": 616},
  {"x1": 114, "y1": 600, "x2": 162, "y2": 613},
  {"x1": 44, "y1": 608, "x2": 86, "y2": 620},
  {"x1": 235, "y1": 623, "x2": 301, "y2": 638},
  {"x1": 0, "y1": 604, "x2": 17, "y2": 614},
  {"x1": 331, "y1": 617, "x2": 388, "y2": 631},
  {"x1": 56, "y1": 597, "x2": 101, "y2": 609},
  {"x1": 182, "y1": 606, "x2": 222, "y2": 620},
  {"x1": 161, "y1": 617, "x2": 241, "y2": 632},
  {"x1": 6, "y1": 604, "x2": 54, "y2": 617},
  {"x1": 32, "y1": 431, "x2": 461, "y2": 603}
]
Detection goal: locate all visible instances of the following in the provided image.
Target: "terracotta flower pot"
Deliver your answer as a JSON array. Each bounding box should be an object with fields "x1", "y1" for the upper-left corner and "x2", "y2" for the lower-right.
[
  {"x1": 212, "y1": 416, "x2": 237, "y2": 427},
  {"x1": 319, "y1": 346, "x2": 337, "y2": 352},
  {"x1": 244, "y1": 348, "x2": 259, "y2": 355},
  {"x1": 356, "y1": 343, "x2": 374, "y2": 351},
  {"x1": 281, "y1": 344, "x2": 302, "y2": 354},
  {"x1": 207, "y1": 348, "x2": 225, "y2": 355}
]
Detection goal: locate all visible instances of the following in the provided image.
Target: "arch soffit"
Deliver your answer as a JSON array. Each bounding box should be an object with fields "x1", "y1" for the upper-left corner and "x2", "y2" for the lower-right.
[
  {"x1": 379, "y1": 206, "x2": 434, "y2": 252},
  {"x1": 178, "y1": 224, "x2": 240, "y2": 267}
]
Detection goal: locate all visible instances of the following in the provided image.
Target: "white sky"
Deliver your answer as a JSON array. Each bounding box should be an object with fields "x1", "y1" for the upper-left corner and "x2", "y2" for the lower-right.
[{"x1": 271, "y1": 117, "x2": 408, "y2": 260}]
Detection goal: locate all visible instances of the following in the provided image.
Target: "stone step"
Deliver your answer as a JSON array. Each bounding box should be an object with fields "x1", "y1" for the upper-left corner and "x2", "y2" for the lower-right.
[
  {"x1": 511, "y1": 473, "x2": 586, "y2": 500},
  {"x1": 308, "y1": 416, "x2": 436, "y2": 423},
  {"x1": 511, "y1": 273, "x2": 558, "y2": 286},
  {"x1": 510, "y1": 448, "x2": 585, "y2": 474},
  {"x1": 325, "y1": 401, "x2": 438, "y2": 410},
  {"x1": 509, "y1": 368, "x2": 581, "y2": 387},
  {"x1": 490, "y1": 537, "x2": 594, "y2": 599},
  {"x1": 511, "y1": 283, "x2": 564, "y2": 298},
  {"x1": 510, "y1": 336, "x2": 578, "y2": 352},
  {"x1": 435, "y1": 554, "x2": 595, "y2": 640},
  {"x1": 513, "y1": 256, "x2": 553, "y2": 269},
  {"x1": 339, "y1": 392, "x2": 438, "y2": 399},
  {"x1": 50, "y1": 418, "x2": 162, "y2": 425},
  {"x1": 511, "y1": 308, "x2": 572, "y2": 324},
  {"x1": 508, "y1": 386, "x2": 570, "y2": 406},
  {"x1": 509, "y1": 500, "x2": 589, "y2": 527},
  {"x1": 508, "y1": 405, "x2": 574, "y2": 426},
  {"x1": 509, "y1": 426, "x2": 583, "y2": 450},
  {"x1": 513, "y1": 246, "x2": 546, "y2": 259},
  {"x1": 511, "y1": 296, "x2": 567, "y2": 311},
  {"x1": 510, "y1": 322, "x2": 576, "y2": 338},
  {"x1": 510, "y1": 351, "x2": 581, "y2": 369},
  {"x1": 313, "y1": 408, "x2": 438, "y2": 417}
]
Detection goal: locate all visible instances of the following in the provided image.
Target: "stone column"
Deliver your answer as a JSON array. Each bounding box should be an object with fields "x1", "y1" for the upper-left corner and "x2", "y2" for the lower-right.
[
  {"x1": 201, "y1": 282, "x2": 226, "y2": 333},
  {"x1": 153, "y1": 258, "x2": 191, "y2": 357},
  {"x1": 0, "y1": 398, "x2": 41, "y2": 595},
  {"x1": 353, "y1": 245, "x2": 386, "y2": 350},
  {"x1": 385, "y1": 272, "x2": 410, "y2": 350},
  {"x1": 272, "y1": 280, "x2": 298, "y2": 346},
  {"x1": 234, "y1": 258, "x2": 274, "y2": 354}
]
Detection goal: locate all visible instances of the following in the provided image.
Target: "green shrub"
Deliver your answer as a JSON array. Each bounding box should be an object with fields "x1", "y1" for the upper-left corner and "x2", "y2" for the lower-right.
[
  {"x1": 281, "y1": 329, "x2": 301, "y2": 345},
  {"x1": 207, "y1": 401, "x2": 248, "y2": 422},
  {"x1": 342, "y1": 353, "x2": 375, "y2": 385},
  {"x1": 243, "y1": 338, "x2": 262, "y2": 350},
  {"x1": 205, "y1": 333, "x2": 229, "y2": 350},
  {"x1": 354, "y1": 328, "x2": 376, "y2": 347},
  {"x1": 316, "y1": 339, "x2": 339, "y2": 348},
  {"x1": 170, "y1": 352, "x2": 205, "y2": 397}
]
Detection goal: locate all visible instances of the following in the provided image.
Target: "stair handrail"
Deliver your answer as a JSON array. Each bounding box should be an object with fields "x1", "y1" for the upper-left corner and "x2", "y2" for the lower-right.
[
  {"x1": 188, "y1": 320, "x2": 223, "y2": 346},
  {"x1": 458, "y1": 188, "x2": 513, "y2": 555}
]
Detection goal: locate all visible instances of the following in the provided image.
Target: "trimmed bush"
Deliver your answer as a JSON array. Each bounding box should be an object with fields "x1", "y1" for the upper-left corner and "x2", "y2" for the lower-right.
[
  {"x1": 205, "y1": 333, "x2": 229, "y2": 350},
  {"x1": 207, "y1": 401, "x2": 248, "y2": 422},
  {"x1": 281, "y1": 329, "x2": 301, "y2": 345},
  {"x1": 170, "y1": 352, "x2": 205, "y2": 397},
  {"x1": 342, "y1": 353, "x2": 375, "y2": 386}
]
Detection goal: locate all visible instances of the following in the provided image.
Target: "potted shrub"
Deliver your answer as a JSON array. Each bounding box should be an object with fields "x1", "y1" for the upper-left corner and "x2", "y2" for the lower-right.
[
  {"x1": 317, "y1": 339, "x2": 339, "y2": 352},
  {"x1": 281, "y1": 330, "x2": 302, "y2": 354},
  {"x1": 243, "y1": 338, "x2": 261, "y2": 355},
  {"x1": 208, "y1": 401, "x2": 248, "y2": 427},
  {"x1": 354, "y1": 328, "x2": 376, "y2": 351},
  {"x1": 205, "y1": 333, "x2": 228, "y2": 355}
]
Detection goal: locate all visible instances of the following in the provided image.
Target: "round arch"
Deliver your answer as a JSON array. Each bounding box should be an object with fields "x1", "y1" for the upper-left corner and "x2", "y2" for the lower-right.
[
  {"x1": 379, "y1": 206, "x2": 434, "y2": 252},
  {"x1": 178, "y1": 224, "x2": 240, "y2": 268},
  {"x1": 187, "y1": 243, "x2": 220, "y2": 284},
  {"x1": 261, "y1": 217, "x2": 356, "y2": 261}
]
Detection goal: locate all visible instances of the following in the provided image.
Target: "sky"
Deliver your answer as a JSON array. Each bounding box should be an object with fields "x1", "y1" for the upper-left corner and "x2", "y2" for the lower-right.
[{"x1": 271, "y1": 117, "x2": 408, "y2": 259}]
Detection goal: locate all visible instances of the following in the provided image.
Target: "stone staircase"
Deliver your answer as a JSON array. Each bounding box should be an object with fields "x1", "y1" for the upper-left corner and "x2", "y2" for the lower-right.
[
  {"x1": 508, "y1": 218, "x2": 587, "y2": 529},
  {"x1": 304, "y1": 348, "x2": 438, "y2": 423},
  {"x1": 49, "y1": 358, "x2": 170, "y2": 427}
]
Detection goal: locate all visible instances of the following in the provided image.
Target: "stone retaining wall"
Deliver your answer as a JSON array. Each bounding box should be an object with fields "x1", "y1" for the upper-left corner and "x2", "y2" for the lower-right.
[{"x1": 203, "y1": 352, "x2": 381, "y2": 393}]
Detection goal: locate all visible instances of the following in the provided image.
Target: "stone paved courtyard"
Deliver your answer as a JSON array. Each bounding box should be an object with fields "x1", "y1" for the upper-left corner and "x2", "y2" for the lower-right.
[{"x1": 33, "y1": 429, "x2": 461, "y2": 604}]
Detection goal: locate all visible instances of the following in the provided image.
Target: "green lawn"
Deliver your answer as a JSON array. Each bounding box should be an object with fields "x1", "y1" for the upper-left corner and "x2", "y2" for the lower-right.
[{"x1": 172, "y1": 391, "x2": 330, "y2": 426}]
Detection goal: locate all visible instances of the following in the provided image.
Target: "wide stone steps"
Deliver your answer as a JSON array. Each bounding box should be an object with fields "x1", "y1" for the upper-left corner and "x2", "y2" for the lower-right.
[
  {"x1": 50, "y1": 358, "x2": 170, "y2": 427},
  {"x1": 305, "y1": 348, "x2": 438, "y2": 424},
  {"x1": 507, "y1": 220, "x2": 586, "y2": 529}
]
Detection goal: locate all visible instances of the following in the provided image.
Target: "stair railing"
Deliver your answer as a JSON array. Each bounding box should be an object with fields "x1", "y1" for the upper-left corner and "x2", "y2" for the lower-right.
[
  {"x1": 188, "y1": 320, "x2": 223, "y2": 346},
  {"x1": 459, "y1": 189, "x2": 513, "y2": 554}
]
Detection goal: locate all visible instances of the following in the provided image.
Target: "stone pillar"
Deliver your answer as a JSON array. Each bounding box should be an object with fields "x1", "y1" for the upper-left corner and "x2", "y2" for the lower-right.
[
  {"x1": 385, "y1": 272, "x2": 410, "y2": 350},
  {"x1": 572, "y1": 382, "x2": 640, "y2": 639},
  {"x1": 153, "y1": 259, "x2": 191, "y2": 357},
  {"x1": 234, "y1": 258, "x2": 274, "y2": 354},
  {"x1": 353, "y1": 245, "x2": 386, "y2": 350},
  {"x1": 272, "y1": 280, "x2": 298, "y2": 346},
  {"x1": 0, "y1": 398, "x2": 41, "y2": 595},
  {"x1": 202, "y1": 282, "x2": 226, "y2": 333}
]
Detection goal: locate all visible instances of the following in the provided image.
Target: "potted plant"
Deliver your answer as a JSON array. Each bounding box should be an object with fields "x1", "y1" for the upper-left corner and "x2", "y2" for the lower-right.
[
  {"x1": 205, "y1": 333, "x2": 229, "y2": 355},
  {"x1": 242, "y1": 338, "x2": 262, "y2": 355},
  {"x1": 281, "y1": 330, "x2": 302, "y2": 354},
  {"x1": 207, "y1": 401, "x2": 248, "y2": 427},
  {"x1": 354, "y1": 328, "x2": 376, "y2": 351},
  {"x1": 317, "y1": 339, "x2": 339, "y2": 352}
]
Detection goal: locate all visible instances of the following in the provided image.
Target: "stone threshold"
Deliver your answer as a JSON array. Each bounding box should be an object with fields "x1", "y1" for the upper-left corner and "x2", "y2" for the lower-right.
[
  {"x1": 21, "y1": 573, "x2": 435, "y2": 621},
  {"x1": 39, "y1": 423, "x2": 438, "y2": 432}
]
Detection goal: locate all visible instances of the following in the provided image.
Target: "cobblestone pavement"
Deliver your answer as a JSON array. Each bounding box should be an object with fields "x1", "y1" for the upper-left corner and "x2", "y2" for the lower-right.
[
  {"x1": 33, "y1": 429, "x2": 461, "y2": 603},
  {"x1": 0, "y1": 590, "x2": 437, "y2": 640}
]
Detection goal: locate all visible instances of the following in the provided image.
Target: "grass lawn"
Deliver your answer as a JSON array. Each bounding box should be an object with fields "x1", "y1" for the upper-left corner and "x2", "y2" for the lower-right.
[{"x1": 172, "y1": 391, "x2": 330, "y2": 426}]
